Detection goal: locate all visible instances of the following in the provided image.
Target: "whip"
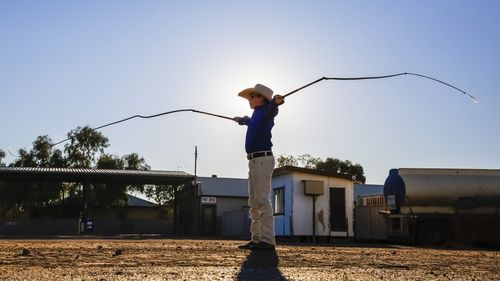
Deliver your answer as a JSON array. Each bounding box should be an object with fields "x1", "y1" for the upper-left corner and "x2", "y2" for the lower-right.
[
  {"x1": 53, "y1": 72, "x2": 476, "y2": 146},
  {"x1": 283, "y1": 72, "x2": 477, "y2": 103},
  {"x1": 52, "y1": 109, "x2": 233, "y2": 146}
]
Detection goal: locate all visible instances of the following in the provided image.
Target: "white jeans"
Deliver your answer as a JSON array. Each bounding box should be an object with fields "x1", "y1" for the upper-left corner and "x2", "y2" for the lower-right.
[{"x1": 248, "y1": 155, "x2": 276, "y2": 245}]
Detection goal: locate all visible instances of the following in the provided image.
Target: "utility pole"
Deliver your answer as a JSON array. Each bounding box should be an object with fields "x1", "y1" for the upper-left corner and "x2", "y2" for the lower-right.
[{"x1": 194, "y1": 146, "x2": 198, "y2": 176}]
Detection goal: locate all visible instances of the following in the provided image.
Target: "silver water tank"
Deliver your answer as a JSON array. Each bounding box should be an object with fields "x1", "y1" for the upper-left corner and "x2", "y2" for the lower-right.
[{"x1": 384, "y1": 168, "x2": 500, "y2": 208}]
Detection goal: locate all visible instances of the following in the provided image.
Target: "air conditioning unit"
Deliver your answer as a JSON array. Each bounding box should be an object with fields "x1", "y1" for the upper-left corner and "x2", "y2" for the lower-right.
[{"x1": 303, "y1": 180, "x2": 324, "y2": 196}]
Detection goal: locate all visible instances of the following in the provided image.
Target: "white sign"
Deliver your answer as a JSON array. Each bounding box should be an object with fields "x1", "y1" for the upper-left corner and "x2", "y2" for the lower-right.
[{"x1": 201, "y1": 196, "x2": 216, "y2": 205}]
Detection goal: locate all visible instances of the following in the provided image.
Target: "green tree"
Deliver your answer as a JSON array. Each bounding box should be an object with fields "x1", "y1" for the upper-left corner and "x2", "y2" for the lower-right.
[
  {"x1": 144, "y1": 184, "x2": 177, "y2": 207},
  {"x1": 122, "y1": 153, "x2": 151, "y2": 195},
  {"x1": 1, "y1": 136, "x2": 64, "y2": 217},
  {"x1": 315, "y1": 157, "x2": 341, "y2": 173},
  {"x1": 276, "y1": 155, "x2": 298, "y2": 167},
  {"x1": 91, "y1": 154, "x2": 127, "y2": 207},
  {"x1": 123, "y1": 153, "x2": 150, "y2": 171},
  {"x1": 12, "y1": 148, "x2": 36, "y2": 167},
  {"x1": 58, "y1": 126, "x2": 109, "y2": 214},
  {"x1": 349, "y1": 163, "x2": 366, "y2": 183},
  {"x1": 277, "y1": 154, "x2": 321, "y2": 169},
  {"x1": 49, "y1": 149, "x2": 66, "y2": 168},
  {"x1": 65, "y1": 126, "x2": 109, "y2": 168},
  {"x1": 277, "y1": 154, "x2": 366, "y2": 183},
  {"x1": 11, "y1": 136, "x2": 66, "y2": 168},
  {"x1": 316, "y1": 157, "x2": 366, "y2": 183},
  {"x1": 1, "y1": 126, "x2": 155, "y2": 217},
  {"x1": 298, "y1": 154, "x2": 321, "y2": 169}
]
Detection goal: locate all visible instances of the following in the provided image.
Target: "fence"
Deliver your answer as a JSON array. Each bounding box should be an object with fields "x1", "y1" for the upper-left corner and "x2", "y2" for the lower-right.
[{"x1": 354, "y1": 194, "x2": 388, "y2": 241}]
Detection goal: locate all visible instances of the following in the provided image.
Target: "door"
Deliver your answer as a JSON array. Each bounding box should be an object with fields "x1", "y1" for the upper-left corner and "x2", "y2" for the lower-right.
[
  {"x1": 200, "y1": 205, "x2": 216, "y2": 236},
  {"x1": 330, "y1": 187, "x2": 347, "y2": 232}
]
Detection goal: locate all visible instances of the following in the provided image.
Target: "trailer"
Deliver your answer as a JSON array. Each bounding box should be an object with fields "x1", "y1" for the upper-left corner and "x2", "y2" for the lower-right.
[{"x1": 383, "y1": 168, "x2": 500, "y2": 246}]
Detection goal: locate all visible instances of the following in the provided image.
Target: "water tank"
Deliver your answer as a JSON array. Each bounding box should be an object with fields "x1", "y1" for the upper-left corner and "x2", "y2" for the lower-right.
[{"x1": 383, "y1": 168, "x2": 500, "y2": 208}]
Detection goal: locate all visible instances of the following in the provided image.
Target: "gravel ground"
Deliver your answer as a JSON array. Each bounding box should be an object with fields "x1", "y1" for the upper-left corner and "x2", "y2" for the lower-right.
[{"x1": 0, "y1": 238, "x2": 499, "y2": 280}]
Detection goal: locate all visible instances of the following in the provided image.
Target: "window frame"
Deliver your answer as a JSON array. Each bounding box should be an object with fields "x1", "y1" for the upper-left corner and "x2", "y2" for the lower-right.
[{"x1": 273, "y1": 186, "x2": 285, "y2": 216}]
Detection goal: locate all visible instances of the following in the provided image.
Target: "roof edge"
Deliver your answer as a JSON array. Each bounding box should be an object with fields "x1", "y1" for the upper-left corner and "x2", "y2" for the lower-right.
[{"x1": 273, "y1": 166, "x2": 354, "y2": 181}]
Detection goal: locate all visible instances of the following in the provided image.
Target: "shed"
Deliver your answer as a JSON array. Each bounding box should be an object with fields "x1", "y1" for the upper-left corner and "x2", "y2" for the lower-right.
[
  {"x1": 176, "y1": 176, "x2": 249, "y2": 236},
  {"x1": 0, "y1": 167, "x2": 195, "y2": 235},
  {"x1": 272, "y1": 166, "x2": 355, "y2": 239}
]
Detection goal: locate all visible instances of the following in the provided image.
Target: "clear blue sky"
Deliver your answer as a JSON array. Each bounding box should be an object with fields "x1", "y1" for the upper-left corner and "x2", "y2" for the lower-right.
[{"x1": 1, "y1": 1, "x2": 499, "y2": 184}]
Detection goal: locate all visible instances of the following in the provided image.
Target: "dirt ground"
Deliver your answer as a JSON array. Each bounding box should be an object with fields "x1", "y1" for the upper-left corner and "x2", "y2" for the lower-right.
[{"x1": 0, "y1": 238, "x2": 499, "y2": 281}]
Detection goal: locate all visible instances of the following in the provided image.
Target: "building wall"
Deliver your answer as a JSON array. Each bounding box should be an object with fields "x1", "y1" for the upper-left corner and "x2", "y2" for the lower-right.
[
  {"x1": 221, "y1": 209, "x2": 250, "y2": 237},
  {"x1": 215, "y1": 197, "x2": 248, "y2": 235},
  {"x1": 272, "y1": 175, "x2": 294, "y2": 236},
  {"x1": 195, "y1": 177, "x2": 250, "y2": 236},
  {"x1": 273, "y1": 172, "x2": 354, "y2": 237}
]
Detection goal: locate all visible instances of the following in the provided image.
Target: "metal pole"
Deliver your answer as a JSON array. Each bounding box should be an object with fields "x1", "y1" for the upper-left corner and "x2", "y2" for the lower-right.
[
  {"x1": 173, "y1": 185, "x2": 178, "y2": 235},
  {"x1": 312, "y1": 195, "x2": 317, "y2": 243},
  {"x1": 194, "y1": 146, "x2": 198, "y2": 176}
]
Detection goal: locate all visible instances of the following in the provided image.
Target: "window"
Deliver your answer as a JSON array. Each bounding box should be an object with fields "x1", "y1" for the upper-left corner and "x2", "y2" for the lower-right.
[{"x1": 273, "y1": 187, "x2": 285, "y2": 215}]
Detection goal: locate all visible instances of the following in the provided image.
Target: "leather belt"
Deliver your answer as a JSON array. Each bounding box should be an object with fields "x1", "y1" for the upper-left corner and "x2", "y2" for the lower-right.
[{"x1": 247, "y1": 151, "x2": 273, "y2": 160}]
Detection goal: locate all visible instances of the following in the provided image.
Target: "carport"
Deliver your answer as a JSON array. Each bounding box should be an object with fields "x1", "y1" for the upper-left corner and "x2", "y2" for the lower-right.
[{"x1": 0, "y1": 167, "x2": 196, "y2": 235}]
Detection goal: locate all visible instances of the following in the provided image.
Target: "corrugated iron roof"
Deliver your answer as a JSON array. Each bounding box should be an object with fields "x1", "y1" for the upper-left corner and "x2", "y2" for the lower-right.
[
  {"x1": 273, "y1": 166, "x2": 354, "y2": 181},
  {"x1": 0, "y1": 167, "x2": 195, "y2": 185}
]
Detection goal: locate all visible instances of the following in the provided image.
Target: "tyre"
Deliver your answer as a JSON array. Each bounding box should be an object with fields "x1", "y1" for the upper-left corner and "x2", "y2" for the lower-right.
[{"x1": 417, "y1": 222, "x2": 446, "y2": 246}]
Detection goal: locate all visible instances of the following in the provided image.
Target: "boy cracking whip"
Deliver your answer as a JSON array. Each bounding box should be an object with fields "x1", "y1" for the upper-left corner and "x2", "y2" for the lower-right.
[{"x1": 233, "y1": 84, "x2": 285, "y2": 251}]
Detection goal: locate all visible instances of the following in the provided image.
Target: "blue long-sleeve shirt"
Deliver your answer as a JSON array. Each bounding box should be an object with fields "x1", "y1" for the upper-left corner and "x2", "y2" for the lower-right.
[{"x1": 238, "y1": 102, "x2": 279, "y2": 154}]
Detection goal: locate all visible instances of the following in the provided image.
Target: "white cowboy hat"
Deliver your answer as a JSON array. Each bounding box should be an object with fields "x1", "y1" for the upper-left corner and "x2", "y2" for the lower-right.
[{"x1": 238, "y1": 84, "x2": 273, "y2": 102}]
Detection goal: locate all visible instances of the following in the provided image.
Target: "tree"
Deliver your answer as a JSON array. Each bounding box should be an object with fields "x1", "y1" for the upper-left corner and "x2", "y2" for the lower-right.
[
  {"x1": 315, "y1": 157, "x2": 342, "y2": 173},
  {"x1": 316, "y1": 157, "x2": 366, "y2": 183},
  {"x1": 144, "y1": 184, "x2": 177, "y2": 207},
  {"x1": 76, "y1": 152, "x2": 153, "y2": 208},
  {"x1": 348, "y1": 163, "x2": 366, "y2": 183},
  {"x1": 1, "y1": 136, "x2": 64, "y2": 217},
  {"x1": 298, "y1": 154, "x2": 321, "y2": 169},
  {"x1": 91, "y1": 154, "x2": 127, "y2": 207},
  {"x1": 61, "y1": 127, "x2": 109, "y2": 212},
  {"x1": 277, "y1": 154, "x2": 321, "y2": 169},
  {"x1": 65, "y1": 126, "x2": 109, "y2": 168},
  {"x1": 11, "y1": 148, "x2": 36, "y2": 167},
  {"x1": 123, "y1": 153, "x2": 150, "y2": 171},
  {"x1": 1, "y1": 127, "x2": 154, "y2": 217},
  {"x1": 277, "y1": 154, "x2": 367, "y2": 183},
  {"x1": 11, "y1": 136, "x2": 66, "y2": 168},
  {"x1": 122, "y1": 153, "x2": 151, "y2": 195},
  {"x1": 276, "y1": 155, "x2": 298, "y2": 167},
  {"x1": 49, "y1": 149, "x2": 66, "y2": 168}
]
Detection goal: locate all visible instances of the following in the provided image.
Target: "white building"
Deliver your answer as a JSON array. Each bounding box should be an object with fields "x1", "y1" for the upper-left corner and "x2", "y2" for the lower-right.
[{"x1": 272, "y1": 166, "x2": 355, "y2": 238}]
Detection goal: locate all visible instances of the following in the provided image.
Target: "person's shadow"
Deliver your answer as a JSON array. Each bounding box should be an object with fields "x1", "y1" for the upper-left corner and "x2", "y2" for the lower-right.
[{"x1": 235, "y1": 250, "x2": 287, "y2": 281}]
